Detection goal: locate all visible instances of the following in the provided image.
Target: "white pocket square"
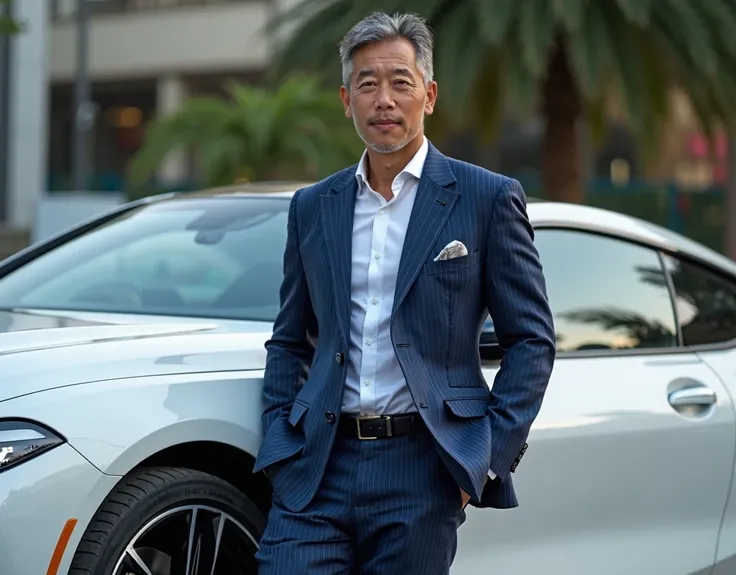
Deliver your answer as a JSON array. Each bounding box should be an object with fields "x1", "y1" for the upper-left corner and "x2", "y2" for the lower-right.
[{"x1": 433, "y1": 240, "x2": 468, "y2": 262}]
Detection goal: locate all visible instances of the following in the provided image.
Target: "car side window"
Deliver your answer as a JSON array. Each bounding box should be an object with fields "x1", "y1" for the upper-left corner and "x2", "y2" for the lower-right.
[
  {"x1": 663, "y1": 255, "x2": 736, "y2": 346},
  {"x1": 534, "y1": 229, "x2": 677, "y2": 352}
]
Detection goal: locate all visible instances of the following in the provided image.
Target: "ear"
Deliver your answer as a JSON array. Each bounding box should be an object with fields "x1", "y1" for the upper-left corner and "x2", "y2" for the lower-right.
[
  {"x1": 340, "y1": 85, "x2": 352, "y2": 118},
  {"x1": 424, "y1": 81, "x2": 438, "y2": 115}
]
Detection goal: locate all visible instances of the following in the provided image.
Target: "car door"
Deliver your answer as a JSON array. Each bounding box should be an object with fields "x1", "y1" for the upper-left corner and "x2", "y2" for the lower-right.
[
  {"x1": 657, "y1": 253, "x2": 736, "y2": 575},
  {"x1": 453, "y1": 228, "x2": 735, "y2": 575}
]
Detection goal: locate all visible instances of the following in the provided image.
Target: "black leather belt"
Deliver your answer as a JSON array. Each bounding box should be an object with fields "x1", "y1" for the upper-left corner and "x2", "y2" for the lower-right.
[{"x1": 338, "y1": 413, "x2": 422, "y2": 440}]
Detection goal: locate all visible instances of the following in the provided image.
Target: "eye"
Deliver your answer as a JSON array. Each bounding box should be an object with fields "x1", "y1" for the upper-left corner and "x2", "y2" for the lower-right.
[{"x1": 359, "y1": 81, "x2": 376, "y2": 88}]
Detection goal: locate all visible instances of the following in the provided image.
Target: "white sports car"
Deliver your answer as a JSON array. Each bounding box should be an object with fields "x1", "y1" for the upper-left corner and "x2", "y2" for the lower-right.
[{"x1": 1, "y1": 183, "x2": 736, "y2": 575}]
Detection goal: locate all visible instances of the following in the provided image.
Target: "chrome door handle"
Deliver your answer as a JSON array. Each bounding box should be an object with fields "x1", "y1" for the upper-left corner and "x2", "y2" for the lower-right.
[{"x1": 668, "y1": 387, "x2": 717, "y2": 407}]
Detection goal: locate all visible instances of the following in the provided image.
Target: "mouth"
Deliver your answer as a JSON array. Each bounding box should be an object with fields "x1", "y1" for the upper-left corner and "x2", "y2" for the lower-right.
[{"x1": 370, "y1": 119, "x2": 401, "y2": 130}]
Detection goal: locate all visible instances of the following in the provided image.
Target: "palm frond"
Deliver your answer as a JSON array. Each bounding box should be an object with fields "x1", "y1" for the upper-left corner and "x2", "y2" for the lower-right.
[
  {"x1": 198, "y1": 135, "x2": 248, "y2": 186},
  {"x1": 262, "y1": 0, "x2": 336, "y2": 36},
  {"x1": 635, "y1": 32, "x2": 671, "y2": 132},
  {"x1": 414, "y1": 0, "x2": 458, "y2": 27},
  {"x1": 472, "y1": 48, "x2": 505, "y2": 144},
  {"x1": 551, "y1": 0, "x2": 589, "y2": 33},
  {"x1": 433, "y1": 1, "x2": 485, "y2": 125},
  {"x1": 128, "y1": 98, "x2": 234, "y2": 184},
  {"x1": 613, "y1": 0, "x2": 652, "y2": 26},
  {"x1": 472, "y1": 0, "x2": 518, "y2": 45},
  {"x1": 264, "y1": 0, "x2": 736, "y2": 180},
  {"x1": 601, "y1": 2, "x2": 648, "y2": 131},
  {"x1": 269, "y1": 0, "x2": 354, "y2": 85},
  {"x1": 128, "y1": 78, "x2": 358, "y2": 187},
  {"x1": 662, "y1": 0, "x2": 718, "y2": 80},
  {"x1": 519, "y1": 0, "x2": 557, "y2": 78},
  {"x1": 701, "y1": 0, "x2": 736, "y2": 60},
  {"x1": 567, "y1": 1, "x2": 614, "y2": 100},
  {"x1": 502, "y1": 21, "x2": 539, "y2": 118},
  {"x1": 648, "y1": 0, "x2": 735, "y2": 139}
]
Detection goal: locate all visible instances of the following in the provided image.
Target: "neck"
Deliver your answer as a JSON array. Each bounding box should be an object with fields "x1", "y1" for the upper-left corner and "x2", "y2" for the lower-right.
[{"x1": 365, "y1": 133, "x2": 425, "y2": 197}]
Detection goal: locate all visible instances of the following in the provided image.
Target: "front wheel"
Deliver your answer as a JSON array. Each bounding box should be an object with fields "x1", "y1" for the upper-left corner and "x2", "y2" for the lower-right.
[{"x1": 69, "y1": 467, "x2": 266, "y2": 575}]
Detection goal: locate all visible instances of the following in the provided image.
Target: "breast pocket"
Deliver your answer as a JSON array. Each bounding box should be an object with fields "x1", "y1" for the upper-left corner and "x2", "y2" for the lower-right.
[{"x1": 424, "y1": 251, "x2": 481, "y2": 276}]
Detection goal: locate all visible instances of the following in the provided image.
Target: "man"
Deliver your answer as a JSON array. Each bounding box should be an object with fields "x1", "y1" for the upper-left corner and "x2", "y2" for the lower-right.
[{"x1": 253, "y1": 11, "x2": 556, "y2": 574}]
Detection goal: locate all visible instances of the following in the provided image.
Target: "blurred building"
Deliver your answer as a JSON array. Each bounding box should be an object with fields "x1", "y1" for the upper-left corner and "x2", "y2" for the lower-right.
[
  {"x1": 39, "y1": 1, "x2": 733, "y2": 196},
  {"x1": 0, "y1": 0, "x2": 48, "y2": 238},
  {"x1": 47, "y1": 0, "x2": 301, "y2": 190},
  {"x1": 43, "y1": 0, "x2": 646, "y2": 194}
]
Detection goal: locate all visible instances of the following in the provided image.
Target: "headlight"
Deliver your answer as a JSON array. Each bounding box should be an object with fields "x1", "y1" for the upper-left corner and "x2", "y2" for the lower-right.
[{"x1": 0, "y1": 420, "x2": 65, "y2": 472}]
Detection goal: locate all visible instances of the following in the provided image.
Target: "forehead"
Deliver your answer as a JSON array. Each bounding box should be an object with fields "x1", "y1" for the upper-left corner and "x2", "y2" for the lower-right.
[{"x1": 351, "y1": 38, "x2": 418, "y2": 72}]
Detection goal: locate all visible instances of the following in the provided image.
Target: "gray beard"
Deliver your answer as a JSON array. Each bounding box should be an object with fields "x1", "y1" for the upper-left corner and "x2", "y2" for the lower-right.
[{"x1": 351, "y1": 106, "x2": 424, "y2": 154}]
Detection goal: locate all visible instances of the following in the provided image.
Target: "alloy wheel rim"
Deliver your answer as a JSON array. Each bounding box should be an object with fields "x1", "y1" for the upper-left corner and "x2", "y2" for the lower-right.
[{"x1": 112, "y1": 504, "x2": 259, "y2": 575}]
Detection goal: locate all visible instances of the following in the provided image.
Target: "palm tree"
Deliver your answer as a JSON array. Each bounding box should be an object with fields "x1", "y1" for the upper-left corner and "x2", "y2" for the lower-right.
[
  {"x1": 559, "y1": 307, "x2": 676, "y2": 349},
  {"x1": 267, "y1": 0, "x2": 736, "y2": 204},
  {"x1": 128, "y1": 76, "x2": 363, "y2": 188}
]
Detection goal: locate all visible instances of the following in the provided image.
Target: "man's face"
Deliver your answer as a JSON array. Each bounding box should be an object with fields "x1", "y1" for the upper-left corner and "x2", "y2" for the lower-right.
[{"x1": 340, "y1": 38, "x2": 437, "y2": 154}]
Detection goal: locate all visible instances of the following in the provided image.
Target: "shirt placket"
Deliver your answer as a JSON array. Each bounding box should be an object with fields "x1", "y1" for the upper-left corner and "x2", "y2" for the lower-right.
[{"x1": 358, "y1": 194, "x2": 392, "y2": 415}]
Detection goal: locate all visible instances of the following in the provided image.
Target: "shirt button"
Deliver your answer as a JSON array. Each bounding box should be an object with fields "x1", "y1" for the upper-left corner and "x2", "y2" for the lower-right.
[
  {"x1": 374, "y1": 253, "x2": 381, "y2": 260},
  {"x1": 372, "y1": 298, "x2": 379, "y2": 305},
  {"x1": 365, "y1": 337, "x2": 372, "y2": 345},
  {"x1": 363, "y1": 379, "x2": 371, "y2": 386},
  {"x1": 379, "y1": 209, "x2": 385, "y2": 215}
]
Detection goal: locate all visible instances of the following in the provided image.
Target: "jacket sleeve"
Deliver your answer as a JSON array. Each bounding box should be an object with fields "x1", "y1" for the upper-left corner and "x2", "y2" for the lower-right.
[
  {"x1": 483, "y1": 178, "x2": 556, "y2": 482},
  {"x1": 261, "y1": 189, "x2": 318, "y2": 435}
]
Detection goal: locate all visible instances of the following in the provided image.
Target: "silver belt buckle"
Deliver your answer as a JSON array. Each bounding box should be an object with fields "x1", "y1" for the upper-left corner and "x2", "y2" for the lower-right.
[{"x1": 355, "y1": 415, "x2": 392, "y2": 440}]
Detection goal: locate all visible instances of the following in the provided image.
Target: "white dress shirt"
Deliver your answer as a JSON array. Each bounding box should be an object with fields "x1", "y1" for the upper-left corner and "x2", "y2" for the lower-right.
[
  {"x1": 342, "y1": 137, "x2": 428, "y2": 416},
  {"x1": 341, "y1": 137, "x2": 497, "y2": 481}
]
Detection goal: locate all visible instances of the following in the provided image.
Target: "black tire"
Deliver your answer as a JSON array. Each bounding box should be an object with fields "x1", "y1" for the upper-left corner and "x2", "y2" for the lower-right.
[{"x1": 69, "y1": 466, "x2": 266, "y2": 575}]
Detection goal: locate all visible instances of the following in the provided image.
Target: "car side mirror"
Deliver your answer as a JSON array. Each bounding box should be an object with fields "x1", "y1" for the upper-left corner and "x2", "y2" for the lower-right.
[{"x1": 479, "y1": 318, "x2": 504, "y2": 361}]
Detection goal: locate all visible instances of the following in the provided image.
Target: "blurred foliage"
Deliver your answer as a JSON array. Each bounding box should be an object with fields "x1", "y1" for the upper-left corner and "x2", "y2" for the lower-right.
[
  {"x1": 513, "y1": 172, "x2": 727, "y2": 253},
  {"x1": 268, "y1": 0, "x2": 736, "y2": 203},
  {"x1": 586, "y1": 185, "x2": 726, "y2": 253},
  {"x1": 0, "y1": 0, "x2": 21, "y2": 35},
  {"x1": 128, "y1": 76, "x2": 364, "y2": 188}
]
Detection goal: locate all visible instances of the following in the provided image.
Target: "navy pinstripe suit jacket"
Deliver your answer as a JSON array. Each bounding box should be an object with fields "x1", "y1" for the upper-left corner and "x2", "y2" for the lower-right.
[{"x1": 253, "y1": 142, "x2": 556, "y2": 513}]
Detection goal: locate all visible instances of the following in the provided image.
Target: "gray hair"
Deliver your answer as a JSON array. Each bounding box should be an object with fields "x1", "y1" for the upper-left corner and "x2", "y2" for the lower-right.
[{"x1": 339, "y1": 11, "x2": 434, "y2": 89}]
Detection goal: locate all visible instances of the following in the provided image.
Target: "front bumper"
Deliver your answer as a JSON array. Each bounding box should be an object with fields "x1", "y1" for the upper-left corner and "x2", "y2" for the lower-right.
[{"x1": 0, "y1": 443, "x2": 121, "y2": 575}]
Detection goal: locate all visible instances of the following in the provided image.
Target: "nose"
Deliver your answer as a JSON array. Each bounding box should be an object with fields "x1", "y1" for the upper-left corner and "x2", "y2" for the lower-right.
[{"x1": 374, "y1": 84, "x2": 395, "y2": 110}]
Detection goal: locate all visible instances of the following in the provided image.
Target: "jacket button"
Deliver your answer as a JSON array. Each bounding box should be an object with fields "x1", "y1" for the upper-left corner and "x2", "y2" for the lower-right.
[
  {"x1": 325, "y1": 411, "x2": 336, "y2": 424},
  {"x1": 335, "y1": 352, "x2": 344, "y2": 364}
]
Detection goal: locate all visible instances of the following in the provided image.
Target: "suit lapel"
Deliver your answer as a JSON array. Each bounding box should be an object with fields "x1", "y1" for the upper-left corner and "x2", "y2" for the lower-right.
[
  {"x1": 320, "y1": 168, "x2": 358, "y2": 339},
  {"x1": 393, "y1": 144, "x2": 459, "y2": 312}
]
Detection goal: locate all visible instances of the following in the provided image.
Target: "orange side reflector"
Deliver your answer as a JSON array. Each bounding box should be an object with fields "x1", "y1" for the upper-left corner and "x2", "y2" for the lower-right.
[{"x1": 46, "y1": 518, "x2": 78, "y2": 575}]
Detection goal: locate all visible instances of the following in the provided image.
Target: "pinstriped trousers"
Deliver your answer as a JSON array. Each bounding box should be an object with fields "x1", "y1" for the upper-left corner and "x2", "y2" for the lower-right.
[{"x1": 256, "y1": 425, "x2": 467, "y2": 574}]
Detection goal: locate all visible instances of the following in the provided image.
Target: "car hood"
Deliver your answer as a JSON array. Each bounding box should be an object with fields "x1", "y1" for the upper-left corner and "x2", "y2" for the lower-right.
[{"x1": 0, "y1": 309, "x2": 272, "y2": 403}]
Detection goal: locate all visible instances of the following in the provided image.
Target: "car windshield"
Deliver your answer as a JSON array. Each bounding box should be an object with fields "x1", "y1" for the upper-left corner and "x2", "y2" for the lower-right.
[{"x1": 0, "y1": 196, "x2": 291, "y2": 322}]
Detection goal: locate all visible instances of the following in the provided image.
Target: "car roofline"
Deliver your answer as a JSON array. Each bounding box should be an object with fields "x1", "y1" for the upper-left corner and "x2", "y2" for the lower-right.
[
  {"x1": 5, "y1": 185, "x2": 734, "y2": 285},
  {"x1": 528, "y1": 201, "x2": 736, "y2": 278},
  {"x1": 117, "y1": 190, "x2": 736, "y2": 279}
]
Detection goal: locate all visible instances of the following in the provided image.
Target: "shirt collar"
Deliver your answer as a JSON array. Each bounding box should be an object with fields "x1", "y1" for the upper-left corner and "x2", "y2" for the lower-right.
[{"x1": 355, "y1": 136, "x2": 429, "y2": 194}]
